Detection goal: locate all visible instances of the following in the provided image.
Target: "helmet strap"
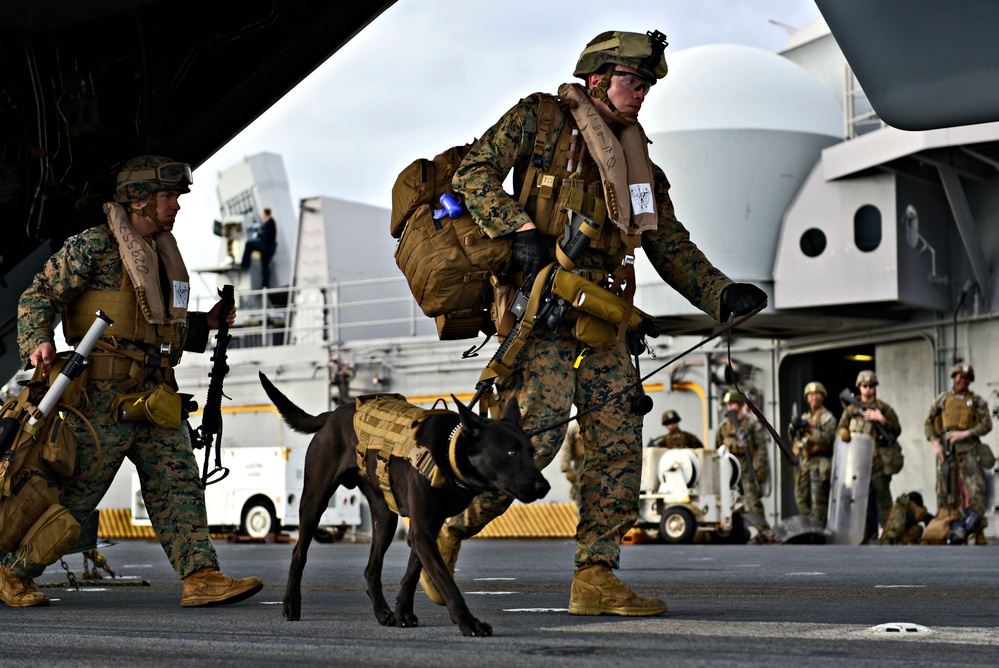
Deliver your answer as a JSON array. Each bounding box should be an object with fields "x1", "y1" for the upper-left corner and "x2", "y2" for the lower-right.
[
  {"x1": 588, "y1": 69, "x2": 638, "y2": 127},
  {"x1": 130, "y1": 197, "x2": 167, "y2": 232}
]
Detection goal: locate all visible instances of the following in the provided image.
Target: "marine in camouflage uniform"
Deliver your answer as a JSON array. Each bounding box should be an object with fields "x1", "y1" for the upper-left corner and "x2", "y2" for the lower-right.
[
  {"x1": 836, "y1": 370, "x2": 902, "y2": 537},
  {"x1": 716, "y1": 393, "x2": 770, "y2": 527},
  {"x1": 791, "y1": 382, "x2": 836, "y2": 524},
  {"x1": 647, "y1": 410, "x2": 703, "y2": 449},
  {"x1": 923, "y1": 363, "x2": 992, "y2": 540},
  {"x1": 13, "y1": 156, "x2": 261, "y2": 608},
  {"x1": 423, "y1": 30, "x2": 767, "y2": 617}
]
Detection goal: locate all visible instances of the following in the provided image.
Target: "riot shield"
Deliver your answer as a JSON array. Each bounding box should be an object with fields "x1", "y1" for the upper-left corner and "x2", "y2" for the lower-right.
[{"x1": 826, "y1": 433, "x2": 873, "y2": 545}]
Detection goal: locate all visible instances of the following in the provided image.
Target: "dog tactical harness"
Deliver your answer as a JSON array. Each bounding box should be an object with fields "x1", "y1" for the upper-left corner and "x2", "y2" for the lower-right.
[{"x1": 353, "y1": 394, "x2": 469, "y2": 515}]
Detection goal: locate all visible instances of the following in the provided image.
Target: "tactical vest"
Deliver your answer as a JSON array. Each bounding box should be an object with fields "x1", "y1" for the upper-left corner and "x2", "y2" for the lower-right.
[
  {"x1": 848, "y1": 403, "x2": 878, "y2": 439},
  {"x1": 352, "y1": 394, "x2": 463, "y2": 515},
  {"x1": 718, "y1": 419, "x2": 750, "y2": 455},
  {"x1": 655, "y1": 431, "x2": 698, "y2": 449},
  {"x1": 941, "y1": 392, "x2": 978, "y2": 431},
  {"x1": 517, "y1": 96, "x2": 624, "y2": 269},
  {"x1": 62, "y1": 252, "x2": 185, "y2": 389}
]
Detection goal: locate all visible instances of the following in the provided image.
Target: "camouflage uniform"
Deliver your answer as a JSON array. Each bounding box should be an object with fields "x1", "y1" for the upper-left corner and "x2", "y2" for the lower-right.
[
  {"x1": 792, "y1": 406, "x2": 836, "y2": 523},
  {"x1": 560, "y1": 422, "x2": 584, "y2": 504},
  {"x1": 715, "y1": 413, "x2": 769, "y2": 526},
  {"x1": 923, "y1": 389, "x2": 992, "y2": 525},
  {"x1": 444, "y1": 93, "x2": 733, "y2": 569},
  {"x1": 16, "y1": 224, "x2": 219, "y2": 579},
  {"x1": 837, "y1": 399, "x2": 902, "y2": 529},
  {"x1": 647, "y1": 430, "x2": 702, "y2": 449}
]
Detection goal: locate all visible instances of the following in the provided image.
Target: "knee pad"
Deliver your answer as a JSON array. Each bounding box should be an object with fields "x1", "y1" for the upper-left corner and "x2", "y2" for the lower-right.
[{"x1": 21, "y1": 504, "x2": 81, "y2": 568}]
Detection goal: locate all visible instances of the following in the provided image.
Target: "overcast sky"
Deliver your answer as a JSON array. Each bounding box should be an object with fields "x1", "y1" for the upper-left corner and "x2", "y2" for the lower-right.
[{"x1": 173, "y1": 0, "x2": 822, "y2": 275}]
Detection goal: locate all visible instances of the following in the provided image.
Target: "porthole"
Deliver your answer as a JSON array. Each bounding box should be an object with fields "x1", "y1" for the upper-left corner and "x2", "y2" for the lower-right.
[
  {"x1": 800, "y1": 228, "x2": 827, "y2": 257},
  {"x1": 854, "y1": 204, "x2": 882, "y2": 252}
]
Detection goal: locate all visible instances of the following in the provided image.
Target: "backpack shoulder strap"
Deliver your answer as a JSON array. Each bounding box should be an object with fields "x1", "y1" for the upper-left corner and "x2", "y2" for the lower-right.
[{"x1": 517, "y1": 93, "x2": 562, "y2": 210}]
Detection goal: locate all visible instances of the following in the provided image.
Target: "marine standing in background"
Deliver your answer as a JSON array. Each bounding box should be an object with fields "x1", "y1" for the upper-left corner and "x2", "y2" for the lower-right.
[
  {"x1": 421, "y1": 30, "x2": 767, "y2": 617},
  {"x1": 10, "y1": 156, "x2": 262, "y2": 608},
  {"x1": 716, "y1": 391, "x2": 770, "y2": 528},
  {"x1": 923, "y1": 362, "x2": 993, "y2": 545},
  {"x1": 837, "y1": 370, "x2": 902, "y2": 541},
  {"x1": 647, "y1": 410, "x2": 703, "y2": 449},
  {"x1": 791, "y1": 381, "x2": 836, "y2": 524},
  {"x1": 240, "y1": 207, "x2": 278, "y2": 288}
]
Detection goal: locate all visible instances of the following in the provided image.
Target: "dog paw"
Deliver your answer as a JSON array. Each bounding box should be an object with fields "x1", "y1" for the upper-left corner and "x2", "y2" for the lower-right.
[
  {"x1": 397, "y1": 611, "x2": 419, "y2": 628},
  {"x1": 376, "y1": 610, "x2": 397, "y2": 627},
  {"x1": 283, "y1": 606, "x2": 301, "y2": 622},
  {"x1": 459, "y1": 619, "x2": 493, "y2": 637}
]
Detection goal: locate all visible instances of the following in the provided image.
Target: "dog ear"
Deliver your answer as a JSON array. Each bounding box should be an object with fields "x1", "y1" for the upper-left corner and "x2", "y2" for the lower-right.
[
  {"x1": 453, "y1": 394, "x2": 485, "y2": 433},
  {"x1": 501, "y1": 395, "x2": 522, "y2": 427}
]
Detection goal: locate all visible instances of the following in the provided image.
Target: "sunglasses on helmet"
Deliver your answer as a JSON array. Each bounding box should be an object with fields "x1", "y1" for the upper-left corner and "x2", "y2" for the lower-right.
[{"x1": 124, "y1": 162, "x2": 194, "y2": 185}]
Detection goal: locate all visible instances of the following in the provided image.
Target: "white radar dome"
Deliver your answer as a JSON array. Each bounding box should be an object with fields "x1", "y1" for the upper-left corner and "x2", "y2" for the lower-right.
[{"x1": 635, "y1": 44, "x2": 843, "y2": 315}]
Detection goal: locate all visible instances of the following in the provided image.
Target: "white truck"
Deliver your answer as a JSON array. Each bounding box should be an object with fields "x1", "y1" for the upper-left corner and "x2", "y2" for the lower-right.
[{"x1": 131, "y1": 403, "x2": 361, "y2": 539}]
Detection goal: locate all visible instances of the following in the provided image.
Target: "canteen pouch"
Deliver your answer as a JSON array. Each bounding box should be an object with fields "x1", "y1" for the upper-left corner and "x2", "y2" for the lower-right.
[{"x1": 112, "y1": 384, "x2": 182, "y2": 430}]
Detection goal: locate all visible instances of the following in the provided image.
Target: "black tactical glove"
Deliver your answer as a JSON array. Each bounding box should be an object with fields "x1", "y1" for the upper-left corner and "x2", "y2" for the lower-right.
[
  {"x1": 510, "y1": 228, "x2": 550, "y2": 286},
  {"x1": 720, "y1": 282, "x2": 767, "y2": 321}
]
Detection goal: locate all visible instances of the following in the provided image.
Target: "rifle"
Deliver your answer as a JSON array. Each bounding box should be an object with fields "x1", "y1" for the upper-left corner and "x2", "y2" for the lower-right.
[
  {"x1": 726, "y1": 408, "x2": 761, "y2": 497},
  {"x1": 191, "y1": 285, "x2": 234, "y2": 486},
  {"x1": 938, "y1": 428, "x2": 961, "y2": 511},
  {"x1": 838, "y1": 388, "x2": 897, "y2": 447},
  {"x1": 788, "y1": 401, "x2": 811, "y2": 442}
]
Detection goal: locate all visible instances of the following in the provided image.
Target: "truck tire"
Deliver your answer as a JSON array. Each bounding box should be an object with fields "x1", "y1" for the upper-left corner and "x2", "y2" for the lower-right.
[
  {"x1": 242, "y1": 501, "x2": 278, "y2": 539},
  {"x1": 660, "y1": 506, "x2": 697, "y2": 544}
]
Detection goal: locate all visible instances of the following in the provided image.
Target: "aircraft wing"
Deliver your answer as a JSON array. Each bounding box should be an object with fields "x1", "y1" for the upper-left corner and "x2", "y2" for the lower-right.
[{"x1": 816, "y1": 0, "x2": 999, "y2": 131}]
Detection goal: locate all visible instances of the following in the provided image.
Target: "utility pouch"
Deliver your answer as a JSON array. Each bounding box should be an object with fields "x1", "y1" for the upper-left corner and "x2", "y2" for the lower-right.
[
  {"x1": 878, "y1": 442, "x2": 905, "y2": 475},
  {"x1": 573, "y1": 312, "x2": 617, "y2": 348},
  {"x1": 976, "y1": 442, "x2": 996, "y2": 469},
  {"x1": 45, "y1": 355, "x2": 90, "y2": 410},
  {"x1": 39, "y1": 413, "x2": 77, "y2": 480},
  {"x1": 550, "y1": 270, "x2": 656, "y2": 343},
  {"x1": 112, "y1": 384, "x2": 182, "y2": 430},
  {"x1": 0, "y1": 472, "x2": 58, "y2": 552},
  {"x1": 20, "y1": 503, "x2": 81, "y2": 568}
]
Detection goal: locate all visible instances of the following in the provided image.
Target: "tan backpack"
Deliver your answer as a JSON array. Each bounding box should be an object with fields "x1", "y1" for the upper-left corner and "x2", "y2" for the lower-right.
[
  {"x1": 389, "y1": 95, "x2": 561, "y2": 341},
  {"x1": 390, "y1": 143, "x2": 511, "y2": 340}
]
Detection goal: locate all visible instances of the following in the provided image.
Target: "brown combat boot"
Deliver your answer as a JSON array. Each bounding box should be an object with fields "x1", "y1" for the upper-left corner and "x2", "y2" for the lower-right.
[
  {"x1": 0, "y1": 565, "x2": 49, "y2": 608},
  {"x1": 419, "y1": 530, "x2": 461, "y2": 606},
  {"x1": 180, "y1": 568, "x2": 263, "y2": 607},
  {"x1": 568, "y1": 564, "x2": 668, "y2": 617}
]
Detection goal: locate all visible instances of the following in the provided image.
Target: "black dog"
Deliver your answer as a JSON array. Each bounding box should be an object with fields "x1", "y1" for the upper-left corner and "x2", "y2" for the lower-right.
[{"x1": 259, "y1": 372, "x2": 550, "y2": 637}]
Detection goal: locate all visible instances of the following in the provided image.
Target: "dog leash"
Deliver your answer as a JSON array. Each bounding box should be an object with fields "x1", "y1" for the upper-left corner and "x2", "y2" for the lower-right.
[{"x1": 524, "y1": 303, "x2": 798, "y2": 467}]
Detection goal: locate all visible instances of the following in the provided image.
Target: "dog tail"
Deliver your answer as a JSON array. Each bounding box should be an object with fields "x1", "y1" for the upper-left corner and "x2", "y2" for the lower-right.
[{"x1": 259, "y1": 371, "x2": 330, "y2": 434}]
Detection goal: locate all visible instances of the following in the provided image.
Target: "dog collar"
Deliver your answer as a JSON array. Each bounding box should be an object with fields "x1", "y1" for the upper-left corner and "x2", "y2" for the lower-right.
[{"x1": 447, "y1": 424, "x2": 472, "y2": 488}]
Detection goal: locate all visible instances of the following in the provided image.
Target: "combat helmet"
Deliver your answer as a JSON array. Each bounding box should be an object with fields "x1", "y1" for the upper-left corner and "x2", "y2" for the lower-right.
[
  {"x1": 722, "y1": 390, "x2": 744, "y2": 405},
  {"x1": 115, "y1": 155, "x2": 193, "y2": 203},
  {"x1": 803, "y1": 381, "x2": 827, "y2": 398},
  {"x1": 951, "y1": 362, "x2": 975, "y2": 381},
  {"x1": 661, "y1": 409, "x2": 680, "y2": 425},
  {"x1": 574, "y1": 30, "x2": 669, "y2": 83},
  {"x1": 856, "y1": 370, "x2": 878, "y2": 387}
]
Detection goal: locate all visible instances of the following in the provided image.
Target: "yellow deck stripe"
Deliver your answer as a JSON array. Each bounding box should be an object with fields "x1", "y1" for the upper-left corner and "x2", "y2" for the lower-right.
[{"x1": 97, "y1": 503, "x2": 581, "y2": 540}]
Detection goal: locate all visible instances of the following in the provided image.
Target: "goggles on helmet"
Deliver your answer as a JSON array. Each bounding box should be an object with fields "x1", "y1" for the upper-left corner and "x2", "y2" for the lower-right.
[
  {"x1": 122, "y1": 162, "x2": 193, "y2": 186},
  {"x1": 611, "y1": 70, "x2": 652, "y2": 94}
]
